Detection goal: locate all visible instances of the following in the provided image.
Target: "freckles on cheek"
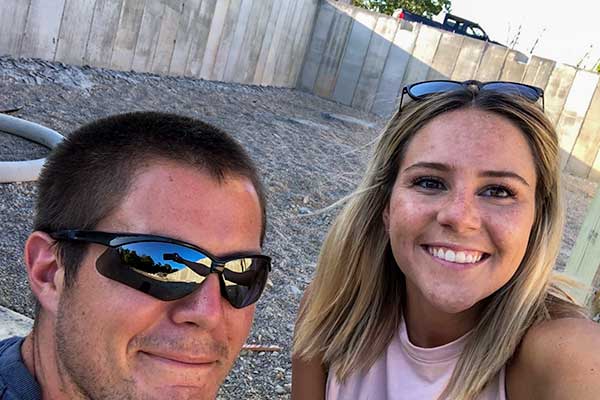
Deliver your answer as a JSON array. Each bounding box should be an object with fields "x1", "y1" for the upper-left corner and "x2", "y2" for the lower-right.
[{"x1": 490, "y1": 206, "x2": 534, "y2": 256}]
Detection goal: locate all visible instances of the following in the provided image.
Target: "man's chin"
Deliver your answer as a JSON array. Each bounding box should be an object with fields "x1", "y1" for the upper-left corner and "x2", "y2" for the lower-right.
[
  {"x1": 142, "y1": 384, "x2": 219, "y2": 400},
  {"x1": 131, "y1": 354, "x2": 227, "y2": 400}
]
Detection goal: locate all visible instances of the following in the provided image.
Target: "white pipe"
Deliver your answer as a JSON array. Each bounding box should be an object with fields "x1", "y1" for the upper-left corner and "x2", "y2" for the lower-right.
[{"x1": 0, "y1": 114, "x2": 64, "y2": 183}]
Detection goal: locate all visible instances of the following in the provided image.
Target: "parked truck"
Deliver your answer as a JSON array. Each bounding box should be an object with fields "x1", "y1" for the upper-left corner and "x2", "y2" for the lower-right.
[{"x1": 392, "y1": 9, "x2": 504, "y2": 46}]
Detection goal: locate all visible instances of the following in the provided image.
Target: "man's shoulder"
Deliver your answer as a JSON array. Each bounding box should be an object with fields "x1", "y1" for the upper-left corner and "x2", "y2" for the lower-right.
[
  {"x1": 0, "y1": 336, "x2": 40, "y2": 400},
  {"x1": 0, "y1": 336, "x2": 25, "y2": 367}
]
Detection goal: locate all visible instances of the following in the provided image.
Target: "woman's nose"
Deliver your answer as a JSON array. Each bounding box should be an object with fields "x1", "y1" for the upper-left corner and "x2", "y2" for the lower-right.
[{"x1": 436, "y1": 191, "x2": 481, "y2": 233}]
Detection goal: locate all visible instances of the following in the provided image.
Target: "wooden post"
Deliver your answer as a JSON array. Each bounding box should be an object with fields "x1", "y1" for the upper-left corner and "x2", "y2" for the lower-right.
[{"x1": 564, "y1": 185, "x2": 600, "y2": 310}]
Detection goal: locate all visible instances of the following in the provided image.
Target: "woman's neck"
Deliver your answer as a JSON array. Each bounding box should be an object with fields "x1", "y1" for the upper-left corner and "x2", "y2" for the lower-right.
[{"x1": 403, "y1": 291, "x2": 483, "y2": 348}]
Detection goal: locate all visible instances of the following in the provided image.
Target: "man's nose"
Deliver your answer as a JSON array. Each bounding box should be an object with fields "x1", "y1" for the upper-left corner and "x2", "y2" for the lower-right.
[
  {"x1": 436, "y1": 190, "x2": 481, "y2": 233},
  {"x1": 169, "y1": 274, "x2": 224, "y2": 329}
]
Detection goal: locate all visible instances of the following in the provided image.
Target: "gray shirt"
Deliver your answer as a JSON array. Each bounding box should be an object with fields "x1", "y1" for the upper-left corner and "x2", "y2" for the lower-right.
[{"x1": 0, "y1": 337, "x2": 41, "y2": 400}]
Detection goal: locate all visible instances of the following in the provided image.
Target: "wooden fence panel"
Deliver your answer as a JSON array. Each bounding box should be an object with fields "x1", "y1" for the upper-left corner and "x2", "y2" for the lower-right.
[
  {"x1": 55, "y1": 0, "x2": 95, "y2": 66},
  {"x1": 110, "y1": 0, "x2": 145, "y2": 71},
  {"x1": 151, "y1": 0, "x2": 183, "y2": 74},
  {"x1": 86, "y1": 0, "x2": 124, "y2": 68},
  {"x1": 131, "y1": 0, "x2": 164, "y2": 72},
  {"x1": 21, "y1": 0, "x2": 66, "y2": 59},
  {"x1": 0, "y1": 0, "x2": 30, "y2": 56}
]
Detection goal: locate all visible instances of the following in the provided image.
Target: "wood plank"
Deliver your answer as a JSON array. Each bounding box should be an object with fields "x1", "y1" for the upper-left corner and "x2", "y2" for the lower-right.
[
  {"x1": 210, "y1": 0, "x2": 241, "y2": 81},
  {"x1": 0, "y1": 0, "x2": 31, "y2": 56},
  {"x1": 544, "y1": 63, "x2": 577, "y2": 126},
  {"x1": 371, "y1": 22, "x2": 418, "y2": 117},
  {"x1": 401, "y1": 24, "x2": 441, "y2": 87},
  {"x1": 86, "y1": 0, "x2": 124, "y2": 68},
  {"x1": 20, "y1": 0, "x2": 66, "y2": 59},
  {"x1": 351, "y1": 15, "x2": 397, "y2": 111},
  {"x1": 312, "y1": 4, "x2": 354, "y2": 97},
  {"x1": 131, "y1": 0, "x2": 164, "y2": 72},
  {"x1": 235, "y1": 0, "x2": 275, "y2": 84},
  {"x1": 253, "y1": 0, "x2": 283, "y2": 84},
  {"x1": 288, "y1": 0, "x2": 319, "y2": 87},
  {"x1": 295, "y1": 0, "x2": 334, "y2": 92},
  {"x1": 474, "y1": 43, "x2": 508, "y2": 82},
  {"x1": 565, "y1": 186, "x2": 600, "y2": 304},
  {"x1": 222, "y1": 0, "x2": 254, "y2": 82},
  {"x1": 110, "y1": 0, "x2": 145, "y2": 71},
  {"x1": 198, "y1": 0, "x2": 231, "y2": 79},
  {"x1": 523, "y1": 56, "x2": 556, "y2": 90},
  {"x1": 556, "y1": 70, "x2": 599, "y2": 170},
  {"x1": 55, "y1": 0, "x2": 96, "y2": 65},
  {"x1": 151, "y1": 0, "x2": 183, "y2": 74},
  {"x1": 272, "y1": 0, "x2": 303, "y2": 87},
  {"x1": 499, "y1": 50, "x2": 527, "y2": 82},
  {"x1": 566, "y1": 81, "x2": 600, "y2": 177},
  {"x1": 169, "y1": 0, "x2": 202, "y2": 76},
  {"x1": 183, "y1": 0, "x2": 217, "y2": 77},
  {"x1": 450, "y1": 36, "x2": 485, "y2": 81},
  {"x1": 427, "y1": 32, "x2": 463, "y2": 81},
  {"x1": 259, "y1": 0, "x2": 293, "y2": 86},
  {"x1": 331, "y1": 8, "x2": 378, "y2": 105}
]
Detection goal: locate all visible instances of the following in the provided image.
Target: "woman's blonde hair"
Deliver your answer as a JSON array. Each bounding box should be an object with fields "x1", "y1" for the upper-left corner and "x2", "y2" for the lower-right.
[{"x1": 293, "y1": 87, "x2": 587, "y2": 399}]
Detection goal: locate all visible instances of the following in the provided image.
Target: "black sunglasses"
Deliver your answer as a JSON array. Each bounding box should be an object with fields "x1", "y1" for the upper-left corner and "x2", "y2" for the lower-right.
[
  {"x1": 50, "y1": 230, "x2": 271, "y2": 308},
  {"x1": 400, "y1": 80, "x2": 544, "y2": 111}
]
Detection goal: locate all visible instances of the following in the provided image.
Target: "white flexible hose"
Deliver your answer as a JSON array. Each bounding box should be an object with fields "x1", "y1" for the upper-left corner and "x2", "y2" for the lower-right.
[{"x1": 0, "y1": 114, "x2": 64, "y2": 182}]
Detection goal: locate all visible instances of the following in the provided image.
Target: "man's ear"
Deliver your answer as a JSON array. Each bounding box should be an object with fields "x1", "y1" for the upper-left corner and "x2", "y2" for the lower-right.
[{"x1": 24, "y1": 231, "x2": 65, "y2": 315}]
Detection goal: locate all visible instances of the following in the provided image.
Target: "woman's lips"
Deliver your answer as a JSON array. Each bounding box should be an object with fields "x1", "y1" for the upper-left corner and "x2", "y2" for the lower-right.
[{"x1": 422, "y1": 245, "x2": 490, "y2": 267}]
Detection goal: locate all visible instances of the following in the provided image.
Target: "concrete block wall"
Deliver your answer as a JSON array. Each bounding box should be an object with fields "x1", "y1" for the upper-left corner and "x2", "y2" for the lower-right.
[
  {"x1": 0, "y1": 0, "x2": 319, "y2": 87},
  {"x1": 298, "y1": 1, "x2": 600, "y2": 182}
]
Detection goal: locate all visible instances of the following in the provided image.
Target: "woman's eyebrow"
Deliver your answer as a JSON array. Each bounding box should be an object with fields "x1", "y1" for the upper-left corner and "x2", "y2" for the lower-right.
[
  {"x1": 402, "y1": 162, "x2": 530, "y2": 186},
  {"x1": 480, "y1": 170, "x2": 530, "y2": 186}
]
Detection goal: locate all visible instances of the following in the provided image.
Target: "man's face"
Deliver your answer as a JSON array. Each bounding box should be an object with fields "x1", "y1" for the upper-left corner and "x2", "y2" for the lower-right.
[{"x1": 54, "y1": 161, "x2": 263, "y2": 400}]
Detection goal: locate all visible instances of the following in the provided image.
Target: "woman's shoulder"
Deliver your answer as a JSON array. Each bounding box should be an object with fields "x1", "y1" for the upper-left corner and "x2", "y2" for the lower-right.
[{"x1": 507, "y1": 317, "x2": 600, "y2": 399}]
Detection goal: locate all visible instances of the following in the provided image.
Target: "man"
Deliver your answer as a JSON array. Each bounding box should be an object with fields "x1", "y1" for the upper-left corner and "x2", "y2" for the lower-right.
[{"x1": 0, "y1": 112, "x2": 271, "y2": 399}]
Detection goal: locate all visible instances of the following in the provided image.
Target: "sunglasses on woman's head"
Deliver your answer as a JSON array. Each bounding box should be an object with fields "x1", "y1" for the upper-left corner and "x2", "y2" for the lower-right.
[
  {"x1": 400, "y1": 80, "x2": 545, "y2": 111},
  {"x1": 49, "y1": 230, "x2": 271, "y2": 309}
]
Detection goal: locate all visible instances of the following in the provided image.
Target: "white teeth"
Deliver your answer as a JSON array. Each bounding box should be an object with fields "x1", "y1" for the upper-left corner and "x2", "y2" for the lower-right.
[{"x1": 427, "y1": 246, "x2": 484, "y2": 264}]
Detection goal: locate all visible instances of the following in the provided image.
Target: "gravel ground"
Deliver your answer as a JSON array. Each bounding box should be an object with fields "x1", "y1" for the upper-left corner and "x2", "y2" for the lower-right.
[{"x1": 0, "y1": 56, "x2": 597, "y2": 399}]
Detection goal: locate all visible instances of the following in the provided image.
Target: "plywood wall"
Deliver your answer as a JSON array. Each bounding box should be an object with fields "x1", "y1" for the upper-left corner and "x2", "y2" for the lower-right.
[{"x1": 0, "y1": 0, "x2": 319, "y2": 87}]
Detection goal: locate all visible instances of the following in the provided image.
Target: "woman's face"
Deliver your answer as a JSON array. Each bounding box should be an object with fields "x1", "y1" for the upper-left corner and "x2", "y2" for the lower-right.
[{"x1": 384, "y1": 108, "x2": 537, "y2": 316}]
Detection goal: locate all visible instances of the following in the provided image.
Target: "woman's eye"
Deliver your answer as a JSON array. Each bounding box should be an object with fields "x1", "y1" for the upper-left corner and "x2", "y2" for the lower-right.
[
  {"x1": 481, "y1": 186, "x2": 515, "y2": 198},
  {"x1": 413, "y1": 177, "x2": 445, "y2": 191}
]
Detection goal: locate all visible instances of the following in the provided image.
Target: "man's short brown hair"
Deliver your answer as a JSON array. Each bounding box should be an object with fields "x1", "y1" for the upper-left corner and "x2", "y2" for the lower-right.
[{"x1": 35, "y1": 111, "x2": 266, "y2": 287}]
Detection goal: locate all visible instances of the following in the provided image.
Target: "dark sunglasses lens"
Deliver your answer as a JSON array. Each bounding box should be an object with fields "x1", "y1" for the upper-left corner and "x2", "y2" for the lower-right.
[
  {"x1": 409, "y1": 81, "x2": 463, "y2": 98},
  {"x1": 96, "y1": 242, "x2": 211, "y2": 301},
  {"x1": 483, "y1": 82, "x2": 541, "y2": 101},
  {"x1": 222, "y1": 258, "x2": 270, "y2": 308},
  {"x1": 96, "y1": 241, "x2": 269, "y2": 307}
]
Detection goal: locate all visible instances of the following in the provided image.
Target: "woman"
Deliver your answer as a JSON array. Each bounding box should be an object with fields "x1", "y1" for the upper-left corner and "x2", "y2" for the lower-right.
[{"x1": 292, "y1": 80, "x2": 600, "y2": 400}]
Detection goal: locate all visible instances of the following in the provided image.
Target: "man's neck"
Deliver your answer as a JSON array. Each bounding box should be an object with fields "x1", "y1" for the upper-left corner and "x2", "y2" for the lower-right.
[{"x1": 21, "y1": 321, "x2": 85, "y2": 399}]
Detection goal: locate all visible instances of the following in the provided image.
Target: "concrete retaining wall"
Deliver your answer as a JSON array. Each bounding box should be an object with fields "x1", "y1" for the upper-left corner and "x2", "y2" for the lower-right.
[
  {"x1": 0, "y1": 0, "x2": 318, "y2": 87},
  {"x1": 298, "y1": 1, "x2": 600, "y2": 182}
]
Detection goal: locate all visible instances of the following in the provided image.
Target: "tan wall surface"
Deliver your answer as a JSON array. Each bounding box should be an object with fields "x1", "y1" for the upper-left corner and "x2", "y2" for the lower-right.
[
  {"x1": 0, "y1": 0, "x2": 319, "y2": 87},
  {"x1": 298, "y1": 1, "x2": 600, "y2": 182}
]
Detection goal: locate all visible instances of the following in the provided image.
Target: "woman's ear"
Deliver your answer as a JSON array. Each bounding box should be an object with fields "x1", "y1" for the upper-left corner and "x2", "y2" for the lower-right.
[
  {"x1": 383, "y1": 204, "x2": 390, "y2": 233},
  {"x1": 24, "y1": 231, "x2": 65, "y2": 315}
]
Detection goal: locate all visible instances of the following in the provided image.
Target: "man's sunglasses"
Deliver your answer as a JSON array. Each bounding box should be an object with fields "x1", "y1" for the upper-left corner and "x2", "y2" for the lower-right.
[
  {"x1": 49, "y1": 230, "x2": 271, "y2": 309},
  {"x1": 400, "y1": 80, "x2": 544, "y2": 111}
]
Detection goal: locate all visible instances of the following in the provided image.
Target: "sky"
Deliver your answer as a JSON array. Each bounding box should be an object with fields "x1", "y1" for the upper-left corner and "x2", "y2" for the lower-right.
[{"x1": 438, "y1": 0, "x2": 600, "y2": 70}]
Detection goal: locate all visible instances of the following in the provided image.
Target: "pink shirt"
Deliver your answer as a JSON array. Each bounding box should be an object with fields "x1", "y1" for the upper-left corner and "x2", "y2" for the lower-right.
[{"x1": 326, "y1": 319, "x2": 506, "y2": 400}]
